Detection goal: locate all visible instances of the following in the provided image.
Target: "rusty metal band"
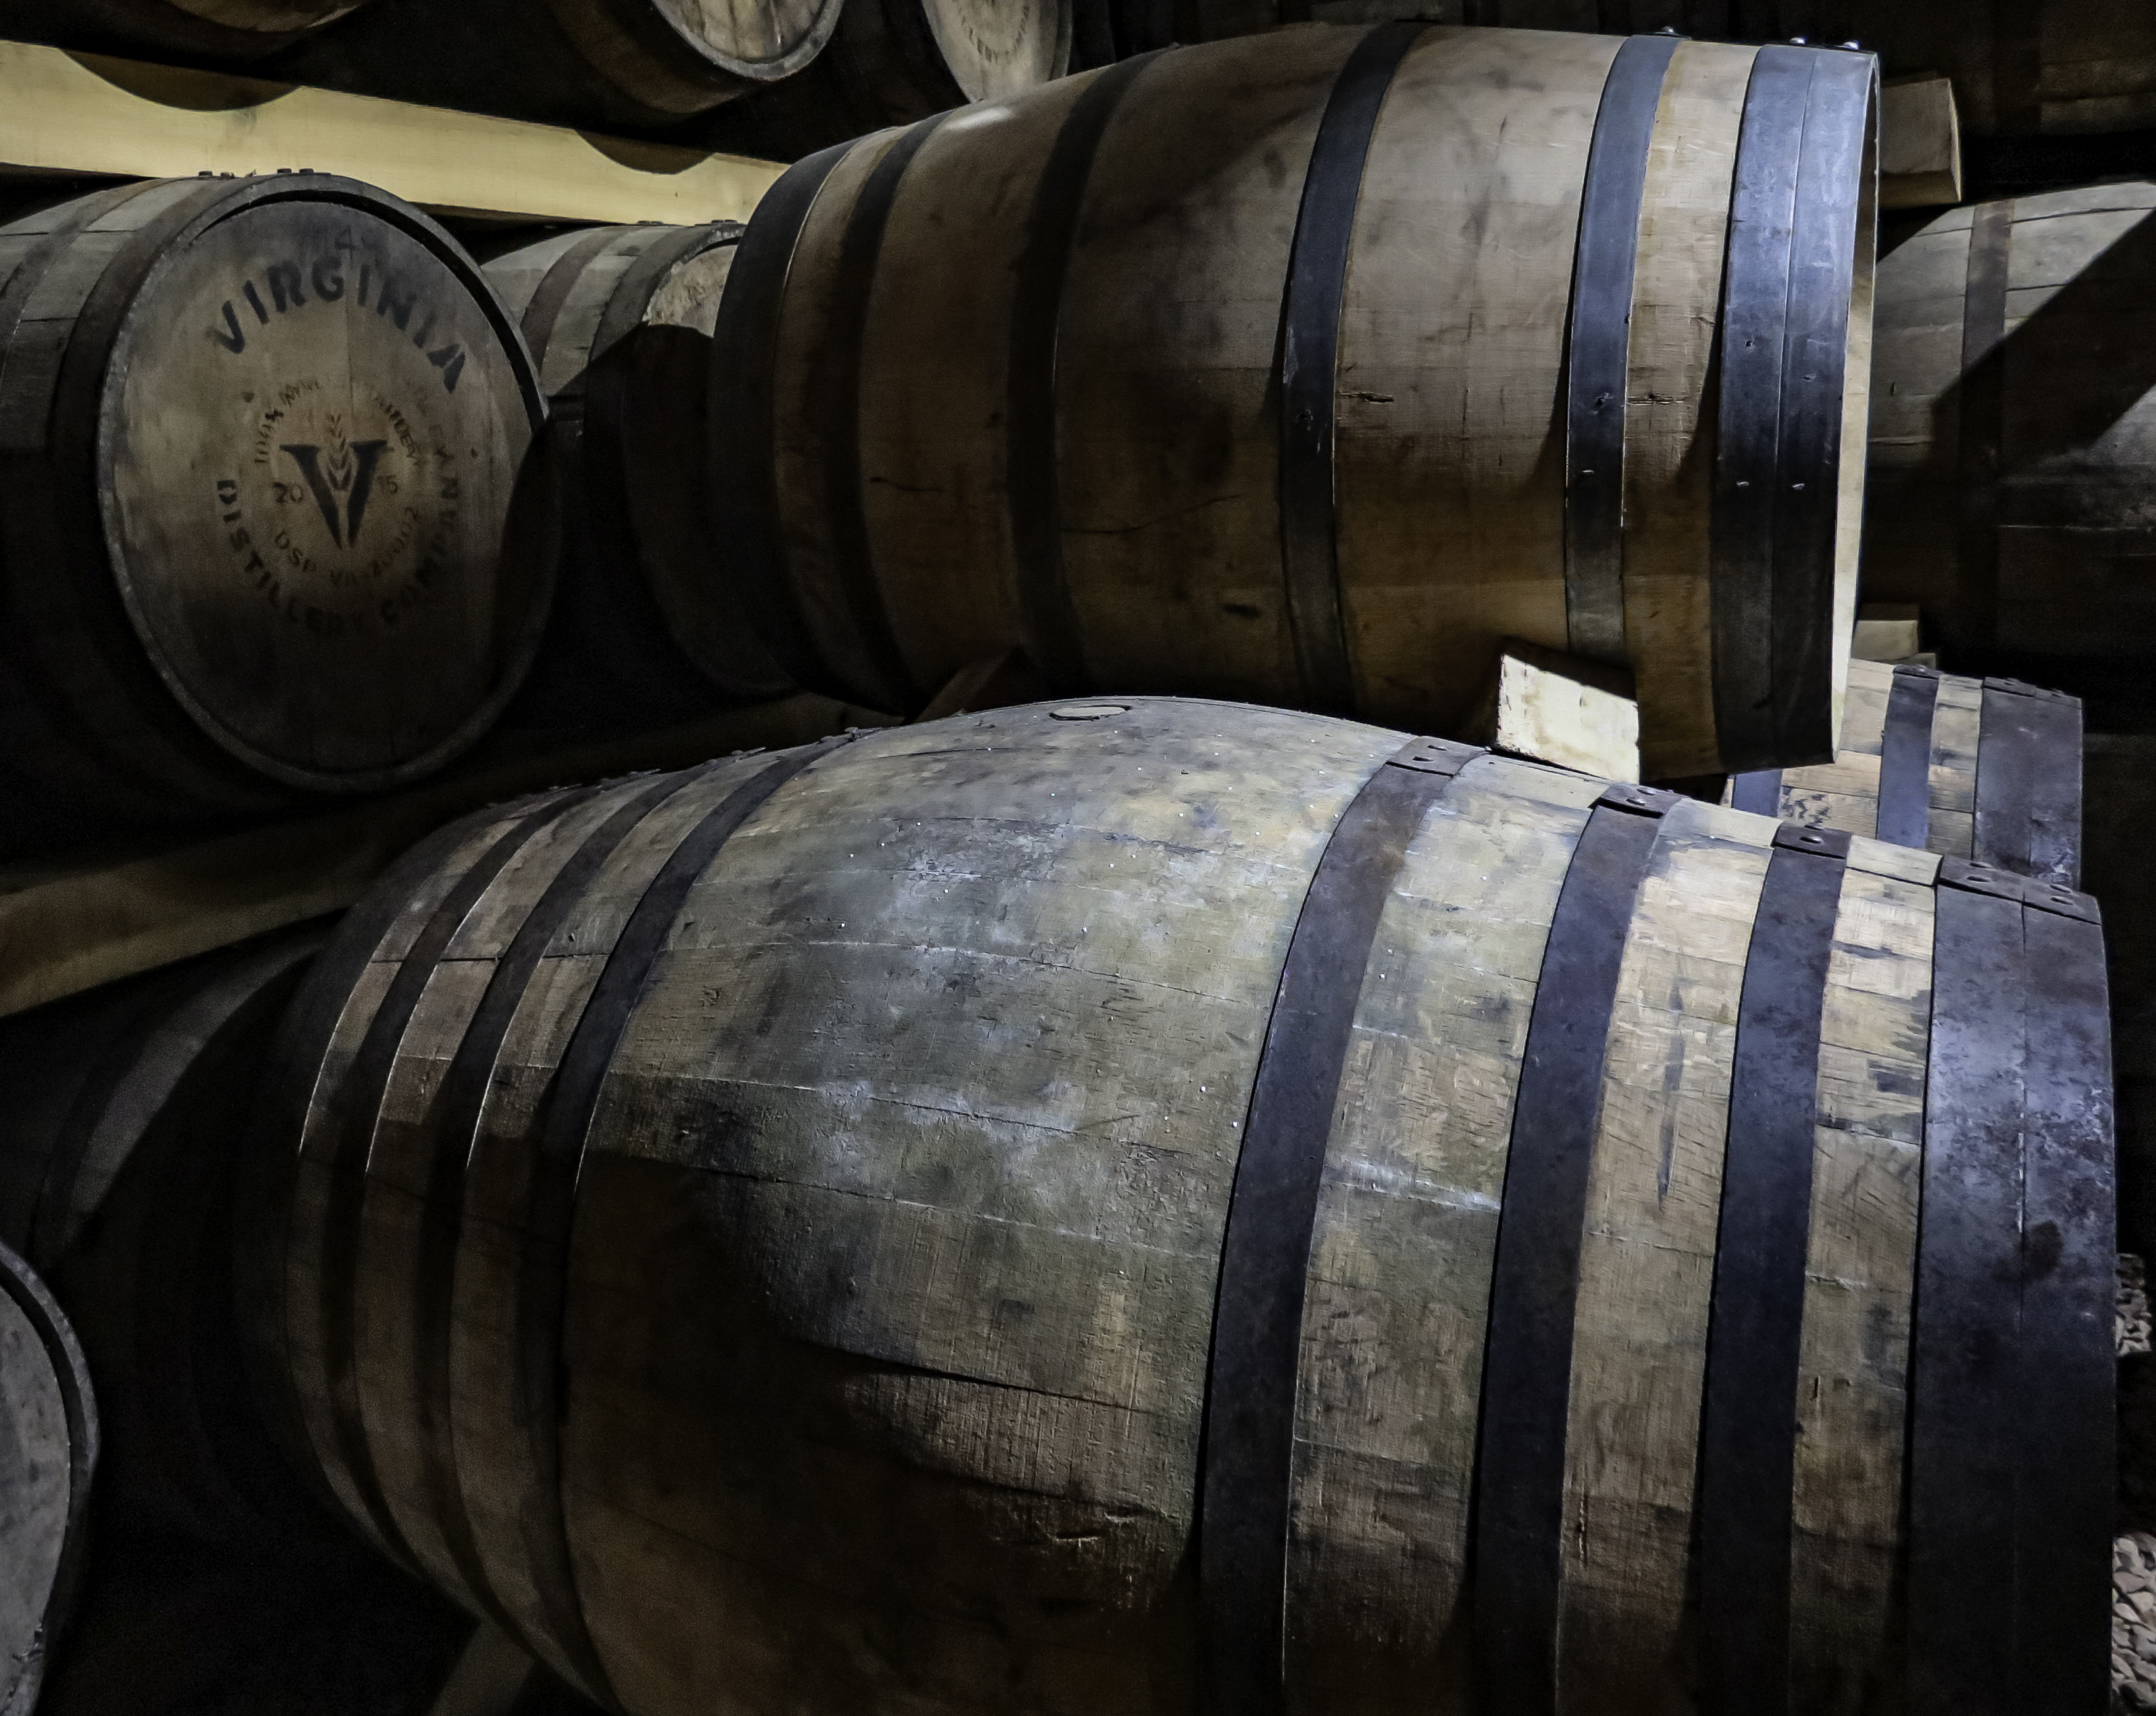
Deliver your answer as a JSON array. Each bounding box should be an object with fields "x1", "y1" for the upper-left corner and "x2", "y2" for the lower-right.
[
  {"x1": 1974, "y1": 680, "x2": 2083, "y2": 885},
  {"x1": 1954, "y1": 201, "x2": 2013, "y2": 653},
  {"x1": 1564, "y1": 32, "x2": 1681, "y2": 665},
  {"x1": 1730, "y1": 768, "x2": 1782, "y2": 818},
  {"x1": 0, "y1": 1236, "x2": 97, "y2": 1661},
  {"x1": 1006, "y1": 50, "x2": 1168, "y2": 695},
  {"x1": 1199, "y1": 734, "x2": 1482, "y2": 1716},
  {"x1": 809, "y1": 116, "x2": 949, "y2": 716},
  {"x1": 2011, "y1": 881, "x2": 2113, "y2": 1712},
  {"x1": 1276, "y1": 21, "x2": 1427, "y2": 715},
  {"x1": 315, "y1": 792, "x2": 589, "y2": 1583},
  {"x1": 407, "y1": 766, "x2": 719, "y2": 1645},
  {"x1": 1875, "y1": 664, "x2": 1941, "y2": 850},
  {"x1": 511, "y1": 737, "x2": 851, "y2": 1707},
  {"x1": 1695, "y1": 821, "x2": 1850, "y2": 1716},
  {"x1": 1472, "y1": 780, "x2": 1677, "y2": 1716},
  {"x1": 1711, "y1": 46, "x2": 1875, "y2": 772},
  {"x1": 707, "y1": 139, "x2": 852, "y2": 696},
  {"x1": 1908, "y1": 860, "x2": 2030, "y2": 1713}
]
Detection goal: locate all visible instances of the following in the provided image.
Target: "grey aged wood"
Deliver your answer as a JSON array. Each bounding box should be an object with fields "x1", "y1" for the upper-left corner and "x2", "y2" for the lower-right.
[
  {"x1": 0, "y1": 174, "x2": 549, "y2": 841},
  {"x1": 266, "y1": 0, "x2": 847, "y2": 133},
  {"x1": 1865, "y1": 181, "x2": 2156, "y2": 665},
  {"x1": 247, "y1": 695, "x2": 2104, "y2": 1714},
  {"x1": 717, "y1": 26, "x2": 1878, "y2": 778},
  {"x1": 487, "y1": 224, "x2": 790, "y2": 724}
]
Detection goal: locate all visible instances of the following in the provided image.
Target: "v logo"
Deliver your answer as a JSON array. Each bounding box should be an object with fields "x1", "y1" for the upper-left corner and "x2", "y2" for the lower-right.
[{"x1": 281, "y1": 440, "x2": 390, "y2": 546}]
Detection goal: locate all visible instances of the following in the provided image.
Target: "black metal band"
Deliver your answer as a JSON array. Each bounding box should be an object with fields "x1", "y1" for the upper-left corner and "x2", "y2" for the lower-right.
[
  {"x1": 511, "y1": 738, "x2": 850, "y2": 1705},
  {"x1": 1974, "y1": 680, "x2": 2083, "y2": 885},
  {"x1": 1199, "y1": 733, "x2": 1481, "y2": 1716},
  {"x1": 518, "y1": 225, "x2": 631, "y2": 370},
  {"x1": 1006, "y1": 51, "x2": 1166, "y2": 696},
  {"x1": 0, "y1": 1235, "x2": 97, "y2": 1666},
  {"x1": 1908, "y1": 862, "x2": 2030, "y2": 1714},
  {"x1": 1711, "y1": 46, "x2": 1876, "y2": 772},
  {"x1": 1564, "y1": 32, "x2": 1681, "y2": 665},
  {"x1": 1954, "y1": 200, "x2": 2013, "y2": 653},
  {"x1": 1730, "y1": 768, "x2": 1782, "y2": 818},
  {"x1": 811, "y1": 116, "x2": 948, "y2": 716},
  {"x1": 407, "y1": 766, "x2": 719, "y2": 1647},
  {"x1": 1696, "y1": 821, "x2": 1850, "y2": 1715},
  {"x1": 2011, "y1": 887, "x2": 2113, "y2": 1713},
  {"x1": 317, "y1": 792, "x2": 588, "y2": 1584},
  {"x1": 1276, "y1": 22, "x2": 1426, "y2": 716},
  {"x1": 1875, "y1": 665, "x2": 1940, "y2": 850},
  {"x1": 707, "y1": 140, "x2": 853, "y2": 698},
  {"x1": 1472, "y1": 780, "x2": 1676, "y2": 1716}
]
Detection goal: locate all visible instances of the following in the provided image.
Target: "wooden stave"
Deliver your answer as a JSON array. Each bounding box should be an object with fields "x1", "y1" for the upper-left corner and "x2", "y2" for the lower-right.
[
  {"x1": 487, "y1": 223, "x2": 791, "y2": 731},
  {"x1": 263, "y1": 0, "x2": 846, "y2": 134},
  {"x1": 1863, "y1": 181, "x2": 2156, "y2": 670},
  {"x1": 0, "y1": 173, "x2": 552, "y2": 842},
  {"x1": 0, "y1": 928, "x2": 334, "y2": 1547},
  {"x1": 715, "y1": 27, "x2": 1877, "y2": 779},
  {"x1": 1723, "y1": 656, "x2": 2086, "y2": 883},
  {"x1": 249, "y1": 698, "x2": 2112, "y2": 1714},
  {"x1": 9, "y1": 0, "x2": 374, "y2": 66}
]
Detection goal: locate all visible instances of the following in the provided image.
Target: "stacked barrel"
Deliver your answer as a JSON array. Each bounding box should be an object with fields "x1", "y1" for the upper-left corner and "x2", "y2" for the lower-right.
[{"x1": 0, "y1": 6, "x2": 2144, "y2": 1716}]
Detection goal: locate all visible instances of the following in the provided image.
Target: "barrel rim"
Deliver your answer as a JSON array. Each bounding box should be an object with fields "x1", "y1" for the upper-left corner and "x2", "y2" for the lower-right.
[
  {"x1": 89, "y1": 173, "x2": 555, "y2": 796},
  {"x1": 575, "y1": 0, "x2": 848, "y2": 87}
]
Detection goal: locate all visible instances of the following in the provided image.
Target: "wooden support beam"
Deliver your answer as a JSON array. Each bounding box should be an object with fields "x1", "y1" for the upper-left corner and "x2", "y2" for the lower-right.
[
  {"x1": 0, "y1": 696, "x2": 891, "y2": 1020},
  {"x1": 0, "y1": 38, "x2": 784, "y2": 224}
]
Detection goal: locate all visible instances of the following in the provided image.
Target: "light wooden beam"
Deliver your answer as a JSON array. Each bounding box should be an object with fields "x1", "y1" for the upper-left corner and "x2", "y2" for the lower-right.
[
  {"x1": 0, "y1": 38, "x2": 785, "y2": 225},
  {"x1": 0, "y1": 695, "x2": 892, "y2": 1019}
]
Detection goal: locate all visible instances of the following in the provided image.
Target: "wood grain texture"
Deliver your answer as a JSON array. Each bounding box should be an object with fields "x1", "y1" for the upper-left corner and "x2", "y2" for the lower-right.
[
  {"x1": 737, "y1": 25, "x2": 1873, "y2": 777},
  {"x1": 245, "y1": 695, "x2": 2101, "y2": 1714},
  {"x1": 0, "y1": 175, "x2": 549, "y2": 840}
]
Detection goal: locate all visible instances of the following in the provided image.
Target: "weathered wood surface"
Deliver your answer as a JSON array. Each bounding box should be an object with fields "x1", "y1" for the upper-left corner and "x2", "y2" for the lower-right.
[
  {"x1": 487, "y1": 224, "x2": 791, "y2": 730},
  {"x1": 0, "y1": 692, "x2": 889, "y2": 1021},
  {"x1": 702, "y1": 0, "x2": 1075, "y2": 158},
  {"x1": 248, "y1": 695, "x2": 2104, "y2": 1713},
  {"x1": 0, "y1": 42, "x2": 785, "y2": 227},
  {"x1": 719, "y1": 26, "x2": 1877, "y2": 777},
  {"x1": 0, "y1": 1241, "x2": 95, "y2": 1716},
  {"x1": 7, "y1": 0, "x2": 372, "y2": 64},
  {"x1": 1865, "y1": 181, "x2": 2156, "y2": 665},
  {"x1": 1462, "y1": 640, "x2": 1640, "y2": 781},
  {"x1": 1879, "y1": 74, "x2": 1962, "y2": 207},
  {"x1": 266, "y1": 0, "x2": 844, "y2": 132},
  {"x1": 1725, "y1": 657, "x2": 2083, "y2": 880},
  {"x1": 1172, "y1": 1, "x2": 2156, "y2": 136},
  {"x1": 0, "y1": 174, "x2": 547, "y2": 842}
]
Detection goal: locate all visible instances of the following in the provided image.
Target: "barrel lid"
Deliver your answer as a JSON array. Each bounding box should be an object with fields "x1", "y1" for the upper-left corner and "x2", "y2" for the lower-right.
[
  {"x1": 95, "y1": 175, "x2": 550, "y2": 792},
  {"x1": 920, "y1": 0, "x2": 1073, "y2": 101}
]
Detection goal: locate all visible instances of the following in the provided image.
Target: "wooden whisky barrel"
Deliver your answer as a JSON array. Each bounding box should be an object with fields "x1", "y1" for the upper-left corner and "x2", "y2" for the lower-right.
[
  {"x1": 0, "y1": 175, "x2": 549, "y2": 845},
  {"x1": 713, "y1": 26, "x2": 1880, "y2": 777},
  {"x1": 1864, "y1": 181, "x2": 2156, "y2": 675},
  {"x1": 1164, "y1": 3, "x2": 2156, "y2": 138},
  {"x1": 19, "y1": 0, "x2": 374, "y2": 65},
  {"x1": 266, "y1": 0, "x2": 846, "y2": 134},
  {"x1": 0, "y1": 928, "x2": 329, "y2": 1546},
  {"x1": 1724, "y1": 656, "x2": 2083, "y2": 881},
  {"x1": 704, "y1": 0, "x2": 1077, "y2": 158},
  {"x1": 247, "y1": 698, "x2": 2113, "y2": 1715},
  {"x1": 485, "y1": 224, "x2": 789, "y2": 735}
]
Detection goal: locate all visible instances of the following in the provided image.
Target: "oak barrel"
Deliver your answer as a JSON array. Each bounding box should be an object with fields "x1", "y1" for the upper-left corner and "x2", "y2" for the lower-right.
[
  {"x1": 1168, "y1": 3, "x2": 2156, "y2": 138},
  {"x1": 266, "y1": 0, "x2": 846, "y2": 134},
  {"x1": 0, "y1": 928, "x2": 329, "y2": 1546},
  {"x1": 249, "y1": 697, "x2": 2112, "y2": 1715},
  {"x1": 703, "y1": 0, "x2": 1077, "y2": 158},
  {"x1": 1863, "y1": 181, "x2": 2156, "y2": 673},
  {"x1": 0, "y1": 175, "x2": 550, "y2": 846},
  {"x1": 713, "y1": 26, "x2": 1880, "y2": 776},
  {"x1": 1724, "y1": 656, "x2": 2084, "y2": 882},
  {"x1": 485, "y1": 224, "x2": 789, "y2": 735},
  {"x1": 21, "y1": 0, "x2": 374, "y2": 65}
]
